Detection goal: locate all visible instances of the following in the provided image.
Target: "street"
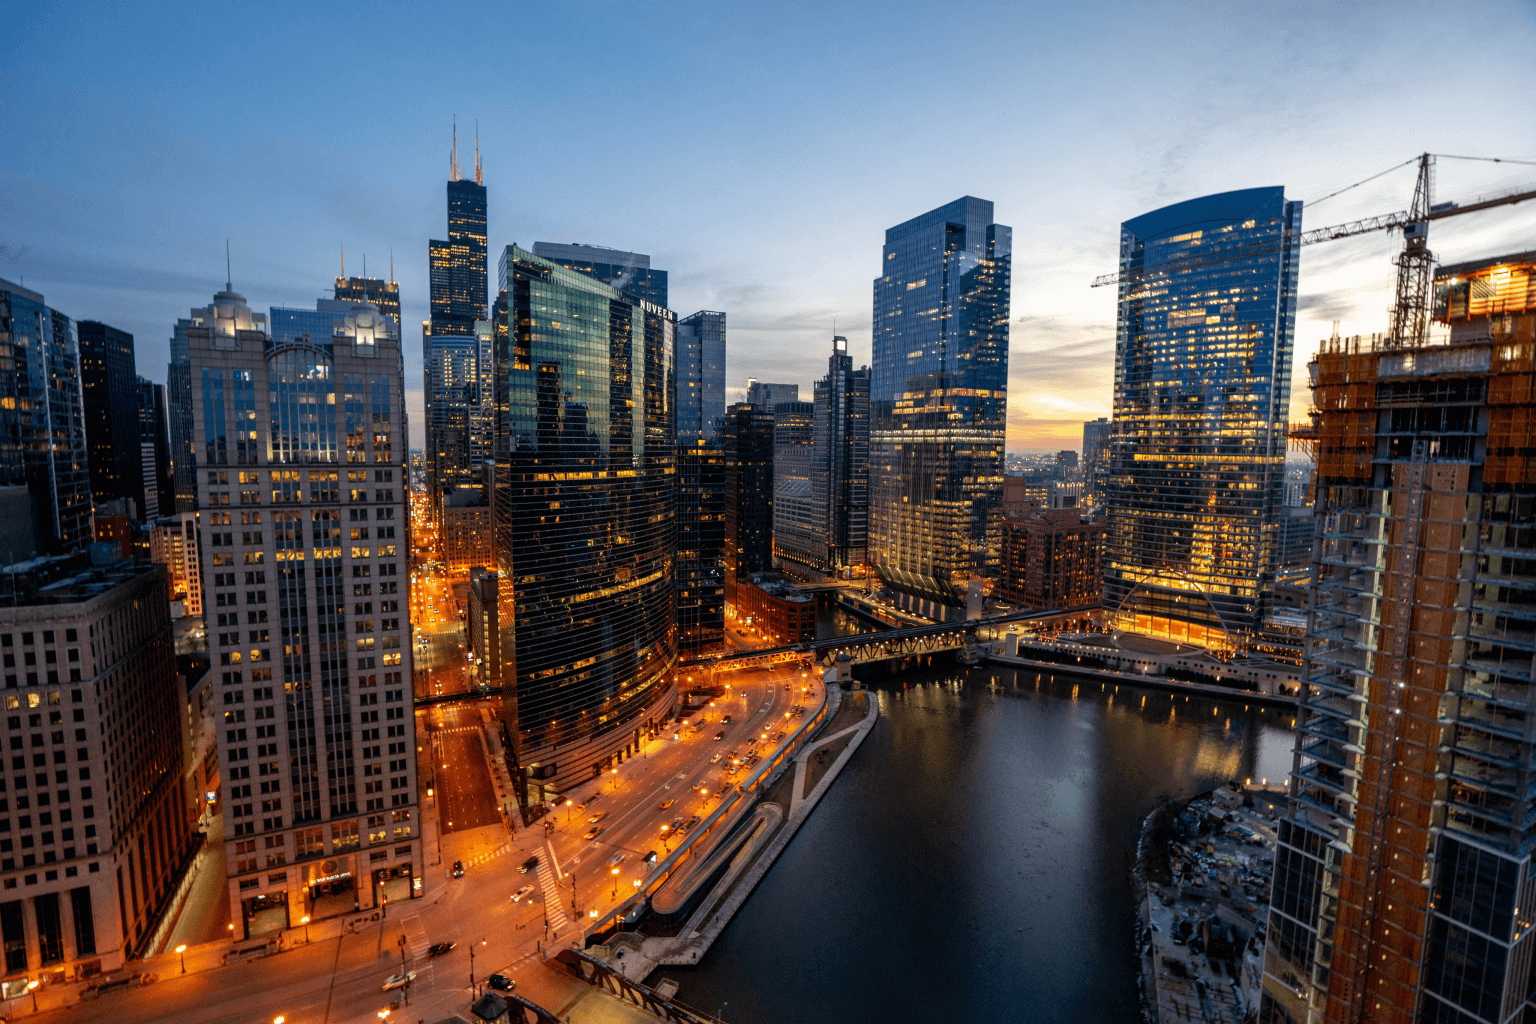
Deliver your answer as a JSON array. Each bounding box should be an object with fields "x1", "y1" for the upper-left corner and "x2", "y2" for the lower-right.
[{"x1": 32, "y1": 658, "x2": 821, "y2": 1024}]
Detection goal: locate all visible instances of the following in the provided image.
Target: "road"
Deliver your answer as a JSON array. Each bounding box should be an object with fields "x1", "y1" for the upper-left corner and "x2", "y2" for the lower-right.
[
  {"x1": 33, "y1": 658, "x2": 821, "y2": 1024},
  {"x1": 424, "y1": 705, "x2": 503, "y2": 834}
]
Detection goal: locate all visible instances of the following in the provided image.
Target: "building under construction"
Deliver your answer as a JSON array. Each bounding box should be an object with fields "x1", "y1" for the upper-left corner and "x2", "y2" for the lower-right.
[{"x1": 1261, "y1": 250, "x2": 1536, "y2": 1024}]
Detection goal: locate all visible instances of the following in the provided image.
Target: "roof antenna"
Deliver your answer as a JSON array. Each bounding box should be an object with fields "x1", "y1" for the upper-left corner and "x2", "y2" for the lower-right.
[
  {"x1": 475, "y1": 120, "x2": 482, "y2": 185},
  {"x1": 389, "y1": 249, "x2": 394, "y2": 284},
  {"x1": 363, "y1": 253, "x2": 367, "y2": 279},
  {"x1": 225, "y1": 240, "x2": 232, "y2": 291},
  {"x1": 450, "y1": 116, "x2": 460, "y2": 181},
  {"x1": 340, "y1": 243, "x2": 346, "y2": 280}
]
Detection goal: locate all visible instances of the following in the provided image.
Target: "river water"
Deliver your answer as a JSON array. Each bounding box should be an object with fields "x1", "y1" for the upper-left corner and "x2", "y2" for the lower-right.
[{"x1": 651, "y1": 612, "x2": 1295, "y2": 1022}]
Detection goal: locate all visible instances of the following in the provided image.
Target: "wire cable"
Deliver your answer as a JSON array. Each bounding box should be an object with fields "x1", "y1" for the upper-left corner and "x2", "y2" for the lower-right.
[
  {"x1": 1305, "y1": 158, "x2": 1417, "y2": 209},
  {"x1": 1435, "y1": 154, "x2": 1536, "y2": 166}
]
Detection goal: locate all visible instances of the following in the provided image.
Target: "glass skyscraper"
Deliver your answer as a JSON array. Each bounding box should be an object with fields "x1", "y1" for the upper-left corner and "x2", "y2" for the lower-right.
[
  {"x1": 78, "y1": 320, "x2": 141, "y2": 512},
  {"x1": 869, "y1": 197, "x2": 1010, "y2": 620},
  {"x1": 0, "y1": 279, "x2": 90, "y2": 556},
  {"x1": 531, "y1": 242, "x2": 667, "y2": 309},
  {"x1": 428, "y1": 130, "x2": 487, "y2": 338},
  {"x1": 1102, "y1": 187, "x2": 1300, "y2": 650},
  {"x1": 813, "y1": 336, "x2": 870, "y2": 571},
  {"x1": 424, "y1": 322, "x2": 493, "y2": 508},
  {"x1": 675, "y1": 310, "x2": 725, "y2": 443},
  {"x1": 493, "y1": 246, "x2": 676, "y2": 798}
]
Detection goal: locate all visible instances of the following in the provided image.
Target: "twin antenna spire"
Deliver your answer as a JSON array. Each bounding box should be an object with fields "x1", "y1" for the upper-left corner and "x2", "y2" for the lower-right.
[{"x1": 450, "y1": 116, "x2": 483, "y2": 184}]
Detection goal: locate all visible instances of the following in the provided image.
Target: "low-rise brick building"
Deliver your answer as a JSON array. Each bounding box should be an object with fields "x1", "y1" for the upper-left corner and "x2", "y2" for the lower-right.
[{"x1": 999, "y1": 506, "x2": 1103, "y2": 611}]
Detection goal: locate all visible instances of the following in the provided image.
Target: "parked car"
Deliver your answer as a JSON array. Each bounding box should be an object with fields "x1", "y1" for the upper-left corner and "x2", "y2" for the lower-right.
[
  {"x1": 382, "y1": 970, "x2": 417, "y2": 991},
  {"x1": 519, "y1": 856, "x2": 539, "y2": 874},
  {"x1": 659, "y1": 798, "x2": 675, "y2": 810},
  {"x1": 488, "y1": 974, "x2": 516, "y2": 991},
  {"x1": 583, "y1": 826, "x2": 604, "y2": 841},
  {"x1": 427, "y1": 942, "x2": 456, "y2": 959},
  {"x1": 511, "y1": 885, "x2": 535, "y2": 903},
  {"x1": 451, "y1": 860, "x2": 464, "y2": 878}
]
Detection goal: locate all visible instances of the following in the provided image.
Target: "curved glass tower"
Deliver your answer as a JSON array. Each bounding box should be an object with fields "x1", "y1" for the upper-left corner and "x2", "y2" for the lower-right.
[
  {"x1": 1102, "y1": 187, "x2": 1301, "y2": 649},
  {"x1": 494, "y1": 246, "x2": 677, "y2": 798},
  {"x1": 869, "y1": 197, "x2": 1011, "y2": 620}
]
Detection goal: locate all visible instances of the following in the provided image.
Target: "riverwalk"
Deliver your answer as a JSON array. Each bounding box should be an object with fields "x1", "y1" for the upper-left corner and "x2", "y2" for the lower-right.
[
  {"x1": 983, "y1": 651, "x2": 1298, "y2": 709},
  {"x1": 591, "y1": 685, "x2": 881, "y2": 983}
]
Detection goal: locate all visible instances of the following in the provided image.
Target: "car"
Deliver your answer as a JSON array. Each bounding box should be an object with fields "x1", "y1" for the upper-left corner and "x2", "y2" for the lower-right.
[
  {"x1": 710, "y1": 753, "x2": 722, "y2": 763},
  {"x1": 643, "y1": 850, "x2": 658, "y2": 865},
  {"x1": 721, "y1": 714, "x2": 732, "y2": 724},
  {"x1": 588, "y1": 811, "x2": 608, "y2": 823},
  {"x1": 519, "y1": 855, "x2": 539, "y2": 874},
  {"x1": 488, "y1": 974, "x2": 516, "y2": 992},
  {"x1": 785, "y1": 683, "x2": 791, "y2": 689},
  {"x1": 714, "y1": 731, "x2": 725, "y2": 741},
  {"x1": 659, "y1": 798, "x2": 675, "y2": 810},
  {"x1": 670, "y1": 817, "x2": 686, "y2": 831},
  {"x1": 382, "y1": 970, "x2": 417, "y2": 991},
  {"x1": 451, "y1": 860, "x2": 464, "y2": 878},
  {"x1": 511, "y1": 885, "x2": 535, "y2": 903},
  {"x1": 607, "y1": 852, "x2": 625, "y2": 867},
  {"x1": 427, "y1": 942, "x2": 457, "y2": 959},
  {"x1": 583, "y1": 826, "x2": 604, "y2": 840}
]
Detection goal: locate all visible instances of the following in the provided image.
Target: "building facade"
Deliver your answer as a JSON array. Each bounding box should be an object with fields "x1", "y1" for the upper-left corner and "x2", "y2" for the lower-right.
[
  {"x1": 1259, "y1": 249, "x2": 1536, "y2": 1024},
  {"x1": 998, "y1": 507, "x2": 1103, "y2": 611},
  {"x1": 190, "y1": 305, "x2": 419, "y2": 939},
  {"x1": 333, "y1": 275, "x2": 400, "y2": 324},
  {"x1": 771, "y1": 401, "x2": 817, "y2": 571},
  {"x1": 148, "y1": 513, "x2": 202, "y2": 617},
  {"x1": 1102, "y1": 187, "x2": 1300, "y2": 651},
  {"x1": 493, "y1": 246, "x2": 677, "y2": 798},
  {"x1": 428, "y1": 130, "x2": 488, "y2": 339},
  {"x1": 423, "y1": 322, "x2": 493, "y2": 531},
  {"x1": 0, "y1": 279, "x2": 92, "y2": 558},
  {"x1": 676, "y1": 445, "x2": 726, "y2": 655},
  {"x1": 869, "y1": 197, "x2": 1010, "y2": 621},
  {"x1": 734, "y1": 573, "x2": 816, "y2": 645},
  {"x1": 78, "y1": 322, "x2": 142, "y2": 516},
  {"x1": 812, "y1": 336, "x2": 871, "y2": 572},
  {"x1": 745, "y1": 380, "x2": 798, "y2": 410},
  {"x1": 138, "y1": 378, "x2": 173, "y2": 523},
  {"x1": 0, "y1": 560, "x2": 193, "y2": 980},
  {"x1": 530, "y1": 243, "x2": 667, "y2": 309},
  {"x1": 169, "y1": 282, "x2": 268, "y2": 515},
  {"x1": 1082, "y1": 417, "x2": 1111, "y2": 503},
  {"x1": 723, "y1": 403, "x2": 774, "y2": 604},
  {"x1": 676, "y1": 311, "x2": 726, "y2": 444}
]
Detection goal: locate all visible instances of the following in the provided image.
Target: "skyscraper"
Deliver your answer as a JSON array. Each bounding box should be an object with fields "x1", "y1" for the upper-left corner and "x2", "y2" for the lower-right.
[
  {"x1": 1261, "y1": 250, "x2": 1536, "y2": 1024},
  {"x1": 191, "y1": 304, "x2": 419, "y2": 938},
  {"x1": 676, "y1": 310, "x2": 726, "y2": 443},
  {"x1": 423, "y1": 322, "x2": 493, "y2": 527},
  {"x1": 813, "y1": 335, "x2": 870, "y2": 571},
  {"x1": 428, "y1": 123, "x2": 487, "y2": 338},
  {"x1": 493, "y1": 246, "x2": 677, "y2": 799},
  {"x1": 169, "y1": 279, "x2": 268, "y2": 513},
  {"x1": 531, "y1": 242, "x2": 668, "y2": 308},
  {"x1": 723, "y1": 403, "x2": 775, "y2": 603},
  {"x1": 771, "y1": 401, "x2": 817, "y2": 570},
  {"x1": 1101, "y1": 188, "x2": 1300, "y2": 650},
  {"x1": 676, "y1": 445, "x2": 726, "y2": 654},
  {"x1": 333, "y1": 267, "x2": 400, "y2": 324},
  {"x1": 138, "y1": 376, "x2": 173, "y2": 521},
  {"x1": 0, "y1": 278, "x2": 92, "y2": 557},
  {"x1": 78, "y1": 320, "x2": 142, "y2": 513},
  {"x1": 1081, "y1": 416, "x2": 1111, "y2": 503},
  {"x1": 745, "y1": 380, "x2": 798, "y2": 409},
  {"x1": 869, "y1": 197, "x2": 1011, "y2": 621}
]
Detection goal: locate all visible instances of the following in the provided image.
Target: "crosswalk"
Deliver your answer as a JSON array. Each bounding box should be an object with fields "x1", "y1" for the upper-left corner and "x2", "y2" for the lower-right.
[
  {"x1": 401, "y1": 914, "x2": 431, "y2": 960},
  {"x1": 461, "y1": 841, "x2": 514, "y2": 869},
  {"x1": 535, "y1": 856, "x2": 572, "y2": 934}
]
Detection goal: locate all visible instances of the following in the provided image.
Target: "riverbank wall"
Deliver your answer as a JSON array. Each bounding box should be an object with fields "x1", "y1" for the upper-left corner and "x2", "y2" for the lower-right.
[{"x1": 983, "y1": 652, "x2": 1298, "y2": 709}]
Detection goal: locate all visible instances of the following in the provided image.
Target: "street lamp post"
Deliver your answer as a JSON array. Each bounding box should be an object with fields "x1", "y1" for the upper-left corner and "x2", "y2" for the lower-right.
[
  {"x1": 177, "y1": 943, "x2": 187, "y2": 973},
  {"x1": 27, "y1": 980, "x2": 38, "y2": 1012},
  {"x1": 302, "y1": 915, "x2": 311, "y2": 944}
]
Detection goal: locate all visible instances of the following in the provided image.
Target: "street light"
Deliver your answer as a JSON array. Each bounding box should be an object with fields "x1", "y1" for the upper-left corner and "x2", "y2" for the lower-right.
[
  {"x1": 302, "y1": 915, "x2": 311, "y2": 943},
  {"x1": 177, "y1": 943, "x2": 188, "y2": 973},
  {"x1": 26, "y1": 979, "x2": 37, "y2": 1012}
]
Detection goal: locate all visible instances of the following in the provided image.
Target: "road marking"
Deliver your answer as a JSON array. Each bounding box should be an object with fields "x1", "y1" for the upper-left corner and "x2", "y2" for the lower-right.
[
  {"x1": 545, "y1": 839, "x2": 564, "y2": 879},
  {"x1": 402, "y1": 914, "x2": 430, "y2": 960},
  {"x1": 535, "y1": 858, "x2": 572, "y2": 931}
]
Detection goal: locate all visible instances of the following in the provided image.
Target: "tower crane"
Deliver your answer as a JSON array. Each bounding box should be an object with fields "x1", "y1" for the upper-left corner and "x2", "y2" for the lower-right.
[{"x1": 1092, "y1": 153, "x2": 1536, "y2": 348}]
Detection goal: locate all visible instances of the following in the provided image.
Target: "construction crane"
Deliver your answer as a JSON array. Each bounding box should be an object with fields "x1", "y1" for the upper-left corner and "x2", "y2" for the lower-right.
[{"x1": 1092, "y1": 153, "x2": 1536, "y2": 348}]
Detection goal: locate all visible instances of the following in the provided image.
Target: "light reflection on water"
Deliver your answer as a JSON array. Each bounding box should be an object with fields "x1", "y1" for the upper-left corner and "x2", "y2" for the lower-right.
[{"x1": 650, "y1": 659, "x2": 1294, "y2": 1023}]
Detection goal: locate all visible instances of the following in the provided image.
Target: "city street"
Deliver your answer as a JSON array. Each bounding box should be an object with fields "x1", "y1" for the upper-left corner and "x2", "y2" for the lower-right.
[
  {"x1": 31, "y1": 660, "x2": 821, "y2": 1024},
  {"x1": 412, "y1": 560, "x2": 473, "y2": 699}
]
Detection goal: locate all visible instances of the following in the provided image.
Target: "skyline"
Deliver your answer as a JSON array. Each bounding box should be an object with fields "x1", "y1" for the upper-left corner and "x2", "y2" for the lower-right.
[{"x1": 6, "y1": 1, "x2": 1536, "y2": 450}]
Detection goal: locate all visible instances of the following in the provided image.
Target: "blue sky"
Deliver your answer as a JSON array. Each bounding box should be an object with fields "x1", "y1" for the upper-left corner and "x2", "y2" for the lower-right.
[{"x1": 5, "y1": 0, "x2": 1536, "y2": 449}]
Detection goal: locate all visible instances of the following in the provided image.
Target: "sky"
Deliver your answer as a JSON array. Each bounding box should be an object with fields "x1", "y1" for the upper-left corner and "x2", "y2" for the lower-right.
[{"x1": 5, "y1": 0, "x2": 1536, "y2": 451}]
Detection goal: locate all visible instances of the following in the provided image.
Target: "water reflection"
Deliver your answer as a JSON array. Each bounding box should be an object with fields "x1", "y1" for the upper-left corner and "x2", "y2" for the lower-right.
[{"x1": 650, "y1": 661, "x2": 1294, "y2": 1023}]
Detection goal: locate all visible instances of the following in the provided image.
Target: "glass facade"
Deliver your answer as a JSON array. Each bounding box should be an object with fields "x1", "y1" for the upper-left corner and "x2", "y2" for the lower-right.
[
  {"x1": 0, "y1": 279, "x2": 91, "y2": 556},
  {"x1": 429, "y1": 178, "x2": 488, "y2": 336},
  {"x1": 813, "y1": 336, "x2": 871, "y2": 571},
  {"x1": 1102, "y1": 187, "x2": 1300, "y2": 649},
  {"x1": 78, "y1": 320, "x2": 141, "y2": 512},
  {"x1": 771, "y1": 401, "x2": 817, "y2": 568},
  {"x1": 531, "y1": 242, "x2": 667, "y2": 309},
  {"x1": 869, "y1": 197, "x2": 1010, "y2": 616},
  {"x1": 494, "y1": 247, "x2": 676, "y2": 794},
  {"x1": 676, "y1": 444, "x2": 726, "y2": 654},
  {"x1": 675, "y1": 310, "x2": 726, "y2": 443},
  {"x1": 424, "y1": 323, "x2": 493, "y2": 514},
  {"x1": 723, "y1": 403, "x2": 774, "y2": 603}
]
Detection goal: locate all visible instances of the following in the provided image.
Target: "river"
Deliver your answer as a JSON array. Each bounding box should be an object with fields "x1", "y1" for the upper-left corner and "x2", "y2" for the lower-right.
[{"x1": 649, "y1": 608, "x2": 1295, "y2": 1022}]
